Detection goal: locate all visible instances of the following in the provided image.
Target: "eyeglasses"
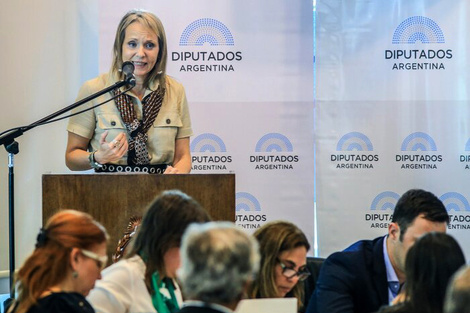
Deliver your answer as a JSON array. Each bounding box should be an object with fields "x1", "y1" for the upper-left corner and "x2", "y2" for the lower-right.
[
  {"x1": 81, "y1": 249, "x2": 108, "y2": 271},
  {"x1": 278, "y1": 260, "x2": 310, "y2": 281}
]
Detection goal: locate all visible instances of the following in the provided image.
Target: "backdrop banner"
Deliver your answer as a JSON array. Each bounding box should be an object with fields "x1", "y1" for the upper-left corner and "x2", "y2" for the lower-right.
[
  {"x1": 315, "y1": 0, "x2": 470, "y2": 258},
  {"x1": 98, "y1": 1, "x2": 315, "y2": 244}
]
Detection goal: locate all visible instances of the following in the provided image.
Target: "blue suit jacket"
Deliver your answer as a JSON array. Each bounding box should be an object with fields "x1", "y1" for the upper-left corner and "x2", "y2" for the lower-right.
[{"x1": 306, "y1": 236, "x2": 389, "y2": 313}]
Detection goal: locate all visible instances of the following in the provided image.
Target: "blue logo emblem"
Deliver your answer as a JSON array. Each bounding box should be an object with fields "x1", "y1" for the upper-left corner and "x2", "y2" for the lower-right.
[
  {"x1": 370, "y1": 191, "x2": 400, "y2": 211},
  {"x1": 337, "y1": 132, "x2": 373, "y2": 151},
  {"x1": 190, "y1": 133, "x2": 227, "y2": 152},
  {"x1": 180, "y1": 18, "x2": 234, "y2": 46},
  {"x1": 401, "y1": 132, "x2": 437, "y2": 151},
  {"x1": 236, "y1": 192, "x2": 261, "y2": 212},
  {"x1": 465, "y1": 138, "x2": 470, "y2": 151},
  {"x1": 255, "y1": 133, "x2": 293, "y2": 152},
  {"x1": 392, "y1": 16, "x2": 444, "y2": 44},
  {"x1": 440, "y1": 192, "x2": 470, "y2": 212}
]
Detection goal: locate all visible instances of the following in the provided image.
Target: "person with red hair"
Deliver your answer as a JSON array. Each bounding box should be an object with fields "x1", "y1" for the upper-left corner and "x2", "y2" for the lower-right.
[{"x1": 7, "y1": 210, "x2": 108, "y2": 313}]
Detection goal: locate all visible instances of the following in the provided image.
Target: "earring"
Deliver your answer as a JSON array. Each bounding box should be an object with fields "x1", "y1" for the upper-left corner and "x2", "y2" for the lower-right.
[{"x1": 72, "y1": 271, "x2": 79, "y2": 279}]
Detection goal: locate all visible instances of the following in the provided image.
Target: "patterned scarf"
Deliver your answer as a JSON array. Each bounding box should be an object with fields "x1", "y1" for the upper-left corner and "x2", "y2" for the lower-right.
[{"x1": 113, "y1": 87, "x2": 165, "y2": 165}]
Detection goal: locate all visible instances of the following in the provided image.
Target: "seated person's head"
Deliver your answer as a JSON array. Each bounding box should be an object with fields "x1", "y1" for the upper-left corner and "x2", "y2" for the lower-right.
[
  {"x1": 126, "y1": 190, "x2": 211, "y2": 283},
  {"x1": 388, "y1": 189, "x2": 449, "y2": 275},
  {"x1": 403, "y1": 232, "x2": 465, "y2": 312},
  {"x1": 444, "y1": 265, "x2": 470, "y2": 313},
  {"x1": 248, "y1": 221, "x2": 310, "y2": 306},
  {"x1": 12, "y1": 210, "x2": 108, "y2": 312},
  {"x1": 178, "y1": 222, "x2": 259, "y2": 310}
]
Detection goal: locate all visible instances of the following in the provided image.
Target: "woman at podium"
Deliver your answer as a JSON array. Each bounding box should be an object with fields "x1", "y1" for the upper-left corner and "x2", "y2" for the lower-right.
[{"x1": 65, "y1": 9, "x2": 192, "y2": 174}]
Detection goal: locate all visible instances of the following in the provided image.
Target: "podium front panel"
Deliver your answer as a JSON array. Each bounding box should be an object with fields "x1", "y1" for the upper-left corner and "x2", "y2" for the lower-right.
[{"x1": 42, "y1": 174, "x2": 235, "y2": 262}]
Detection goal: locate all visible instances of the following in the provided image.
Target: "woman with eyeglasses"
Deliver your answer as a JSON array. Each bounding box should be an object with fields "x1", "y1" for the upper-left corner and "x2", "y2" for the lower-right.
[
  {"x1": 248, "y1": 221, "x2": 311, "y2": 312},
  {"x1": 7, "y1": 210, "x2": 108, "y2": 313}
]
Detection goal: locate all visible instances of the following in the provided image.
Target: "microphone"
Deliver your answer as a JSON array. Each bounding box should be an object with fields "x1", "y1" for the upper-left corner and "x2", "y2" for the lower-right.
[{"x1": 121, "y1": 61, "x2": 136, "y2": 87}]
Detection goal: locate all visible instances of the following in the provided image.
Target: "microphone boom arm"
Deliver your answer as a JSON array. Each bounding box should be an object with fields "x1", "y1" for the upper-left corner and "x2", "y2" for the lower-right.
[{"x1": 0, "y1": 79, "x2": 128, "y2": 147}]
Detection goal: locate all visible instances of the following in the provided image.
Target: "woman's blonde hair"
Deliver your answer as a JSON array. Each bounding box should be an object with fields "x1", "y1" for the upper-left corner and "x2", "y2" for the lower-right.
[
  {"x1": 111, "y1": 9, "x2": 168, "y2": 89},
  {"x1": 248, "y1": 221, "x2": 310, "y2": 309}
]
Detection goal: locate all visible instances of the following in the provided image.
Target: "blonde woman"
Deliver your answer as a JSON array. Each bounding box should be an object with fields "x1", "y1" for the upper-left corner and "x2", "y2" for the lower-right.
[{"x1": 66, "y1": 9, "x2": 192, "y2": 174}]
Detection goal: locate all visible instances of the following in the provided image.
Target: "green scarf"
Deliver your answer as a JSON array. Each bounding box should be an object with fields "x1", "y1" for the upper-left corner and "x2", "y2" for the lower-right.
[{"x1": 151, "y1": 272, "x2": 179, "y2": 313}]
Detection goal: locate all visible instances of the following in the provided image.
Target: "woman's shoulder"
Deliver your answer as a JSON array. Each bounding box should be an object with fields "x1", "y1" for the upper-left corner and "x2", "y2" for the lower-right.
[
  {"x1": 28, "y1": 292, "x2": 94, "y2": 313},
  {"x1": 100, "y1": 255, "x2": 146, "y2": 282},
  {"x1": 164, "y1": 75, "x2": 185, "y2": 93}
]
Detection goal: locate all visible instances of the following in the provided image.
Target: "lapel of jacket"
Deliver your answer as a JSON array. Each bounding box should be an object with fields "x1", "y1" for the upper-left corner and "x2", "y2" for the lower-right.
[{"x1": 371, "y1": 236, "x2": 389, "y2": 306}]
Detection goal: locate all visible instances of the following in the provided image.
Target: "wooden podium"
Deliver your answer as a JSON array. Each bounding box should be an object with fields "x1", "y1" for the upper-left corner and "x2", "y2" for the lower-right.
[{"x1": 42, "y1": 174, "x2": 235, "y2": 259}]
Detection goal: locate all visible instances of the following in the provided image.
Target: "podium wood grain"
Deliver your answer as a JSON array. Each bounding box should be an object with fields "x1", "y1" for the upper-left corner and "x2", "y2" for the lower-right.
[{"x1": 42, "y1": 174, "x2": 235, "y2": 262}]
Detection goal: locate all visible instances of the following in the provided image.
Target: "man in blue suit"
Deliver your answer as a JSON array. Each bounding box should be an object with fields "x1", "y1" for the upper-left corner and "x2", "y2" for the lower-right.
[{"x1": 306, "y1": 189, "x2": 449, "y2": 313}]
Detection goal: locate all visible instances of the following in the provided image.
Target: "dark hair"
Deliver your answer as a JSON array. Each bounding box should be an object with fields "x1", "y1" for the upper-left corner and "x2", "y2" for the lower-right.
[
  {"x1": 392, "y1": 189, "x2": 449, "y2": 241},
  {"x1": 403, "y1": 232, "x2": 465, "y2": 313},
  {"x1": 248, "y1": 221, "x2": 310, "y2": 309},
  {"x1": 127, "y1": 190, "x2": 211, "y2": 292},
  {"x1": 10, "y1": 210, "x2": 108, "y2": 313}
]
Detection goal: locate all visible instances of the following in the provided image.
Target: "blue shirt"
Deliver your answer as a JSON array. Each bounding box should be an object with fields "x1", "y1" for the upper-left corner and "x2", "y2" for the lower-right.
[{"x1": 382, "y1": 235, "x2": 401, "y2": 304}]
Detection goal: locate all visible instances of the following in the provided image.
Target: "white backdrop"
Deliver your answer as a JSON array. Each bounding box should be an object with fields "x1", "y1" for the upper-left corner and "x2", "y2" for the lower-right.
[
  {"x1": 3, "y1": 1, "x2": 469, "y2": 288},
  {"x1": 315, "y1": 0, "x2": 470, "y2": 258},
  {"x1": 0, "y1": 1, "x2": 314, "y2": 288},
  {"x1": 98, "y1": 0, "x2": 316, "y2": 244}
]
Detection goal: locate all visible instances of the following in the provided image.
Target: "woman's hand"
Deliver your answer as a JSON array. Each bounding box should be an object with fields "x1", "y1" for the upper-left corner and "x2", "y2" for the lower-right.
[
  {"x1": 163, "y1": 165, "x2": 180, "y2": 174},
  {"x1": 94, "y1": 131, "x2": 128, "y2": 164},
  {"x1": 65, "y1": 131, "x2": 128, "y2": 171}
]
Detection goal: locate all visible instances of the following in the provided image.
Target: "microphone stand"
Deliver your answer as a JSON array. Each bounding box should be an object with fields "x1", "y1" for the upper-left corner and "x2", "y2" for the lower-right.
[{"x1": 1, "y1": 78, "x2": 131, "y2": 312}]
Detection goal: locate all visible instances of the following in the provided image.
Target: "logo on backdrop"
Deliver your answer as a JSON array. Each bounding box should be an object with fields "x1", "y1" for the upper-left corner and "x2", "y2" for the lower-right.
[
  {"x1": 365, "y1": 191, "x2": 400, "y2": 229},
  {"x1": 191, "y1": 133, "x2": 233, "y2": 172},
  {"x1": 364, "y1": 191, "x2": 470, "y2": 230},
  {"x1": 331, "y1": 132, "x2": 379, "y2": 169},
  {"x1": 396, "y1": 132, "x2": 442, "y2": 169},
  {"x1": 172, "y1": 18, "x2": 242, "y2": 72},
  {"x1": 459, "y1": 138, "x2": 470, "y2": 170},
  {"x1": 440, "y1": 192, "x2": 470, "y2": 230},
  {"x1": 385, "y1": 16, "x2": 453, "y2": 70},
  {"x1": 250, "y1": 133, "x2": 299, "y2": 170},
  {"x1": 235, "y1": 192, "x2": 267, "y2": 230}
]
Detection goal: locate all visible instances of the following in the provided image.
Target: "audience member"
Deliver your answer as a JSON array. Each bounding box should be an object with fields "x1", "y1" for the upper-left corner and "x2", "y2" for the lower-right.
[
  {"x1": 306, "y1": 189, "x2": 450, "y2": 313},
  {"x1": 7, "y1": 210, "x2": 108, "y2": 313},
  {"x1": 87, "y1": 190, "x2": 211, "y2": 313},
  {"x1": 444, "y1": 265, "x2": 470, "y2": 313},
  {"x1": 377, "y1": 232, "x2": 465, "y2": 313},
  {"x1": 247, "y1": 221, "x2": 311, "y2": 312},
  {"x1": 177, "y1": 222, "x2": 260, "y2": 313}
]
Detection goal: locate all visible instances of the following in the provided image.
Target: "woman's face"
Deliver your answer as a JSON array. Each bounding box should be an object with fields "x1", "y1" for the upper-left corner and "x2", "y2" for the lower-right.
[
  {"x1": 74, "y1": 242, "x2": 107, "y2": 296},
  {"x1": 274, "y1": 246, "x2": 308, "y2": 297},
  {"x1": 121, "y1": 21, "x2": 160, "y2": 83},
  {"x1": 163, "y1": 246, "x2": 181, "y2": 279}
]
